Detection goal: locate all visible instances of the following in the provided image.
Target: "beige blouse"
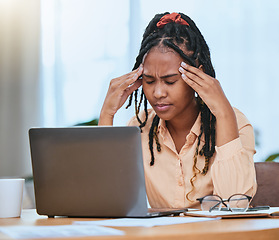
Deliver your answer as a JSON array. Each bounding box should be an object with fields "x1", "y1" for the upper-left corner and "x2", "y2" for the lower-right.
[{"x1": 127, "y1": 108, "x2": 257, "y2": 209}]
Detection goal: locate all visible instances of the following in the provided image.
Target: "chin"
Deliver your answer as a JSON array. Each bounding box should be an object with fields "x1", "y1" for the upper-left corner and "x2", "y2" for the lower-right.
[{"x1": 153, "y1": 111, "x2": 173, "y2": 121}]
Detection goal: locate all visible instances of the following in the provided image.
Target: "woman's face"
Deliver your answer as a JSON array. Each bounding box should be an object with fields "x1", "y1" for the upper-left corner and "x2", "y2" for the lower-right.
[{"x1": 142, "y1": 46, "x2": 196, "y2": 121}]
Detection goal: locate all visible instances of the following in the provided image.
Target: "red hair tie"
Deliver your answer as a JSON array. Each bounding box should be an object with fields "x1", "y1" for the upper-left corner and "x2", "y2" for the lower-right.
[{"x1": 157, "y1": 12, "x2": 189, "y2": 28}]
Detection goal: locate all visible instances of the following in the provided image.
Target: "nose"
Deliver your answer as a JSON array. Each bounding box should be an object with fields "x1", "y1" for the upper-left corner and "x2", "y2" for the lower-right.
[{"x1": 153, "y1": 82, "x2": 167, "y2": 99}]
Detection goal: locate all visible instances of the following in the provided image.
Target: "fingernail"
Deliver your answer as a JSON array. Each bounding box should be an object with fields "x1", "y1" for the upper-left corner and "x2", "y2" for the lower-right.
[
  {"x1": 179, "y1": 67, "x2": 184, "y2": 73},
  {"x1": 181, "y1": 62, "x2": 187, "y2": 67},
  {"x1": 181, "y1": 73, "x2": 186, "y2": 79}
]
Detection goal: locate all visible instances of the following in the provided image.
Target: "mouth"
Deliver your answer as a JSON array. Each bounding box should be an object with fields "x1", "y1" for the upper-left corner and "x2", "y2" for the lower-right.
[{"x1": 154, "y1": 103, "x2": 172, "y2": 112}]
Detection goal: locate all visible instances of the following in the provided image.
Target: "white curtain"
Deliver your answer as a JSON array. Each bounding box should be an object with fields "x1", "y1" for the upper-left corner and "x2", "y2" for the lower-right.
[{"x1": 0, "y1": 0, "x2": 41, "y2": 177}]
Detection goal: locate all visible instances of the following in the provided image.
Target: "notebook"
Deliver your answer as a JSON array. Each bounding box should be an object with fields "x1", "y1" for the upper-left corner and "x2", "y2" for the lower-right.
[{"x1": 29, "y1": 126, "x2": 187, "y2": 218}]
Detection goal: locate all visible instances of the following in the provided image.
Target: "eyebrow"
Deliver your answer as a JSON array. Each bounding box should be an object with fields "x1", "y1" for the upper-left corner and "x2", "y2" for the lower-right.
[{"x1": 143, "y1": 73, "x2": 179, "y2": 79}]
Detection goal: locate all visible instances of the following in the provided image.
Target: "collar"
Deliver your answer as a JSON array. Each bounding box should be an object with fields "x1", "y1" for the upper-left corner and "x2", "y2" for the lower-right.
[{"x1": 157, "y1": 112, "x2": 204, "y2": 142}]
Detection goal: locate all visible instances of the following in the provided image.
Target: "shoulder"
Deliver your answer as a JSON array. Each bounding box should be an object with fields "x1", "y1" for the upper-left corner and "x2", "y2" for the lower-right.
[
  {"x1": 127, "y1": 109, "x2": 156, "y2": 131},
  {"x1": 233, "y1": 107, "x2": 252, "y2": 130}
]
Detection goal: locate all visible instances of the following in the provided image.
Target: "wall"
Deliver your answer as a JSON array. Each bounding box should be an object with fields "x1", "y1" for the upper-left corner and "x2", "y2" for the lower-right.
[{"x1": 0, "y1": 0, "x2": 41, "y2": 177}]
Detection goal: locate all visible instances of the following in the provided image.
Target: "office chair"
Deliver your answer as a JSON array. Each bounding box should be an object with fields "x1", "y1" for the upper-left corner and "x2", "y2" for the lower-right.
[{"x1": 251, "y1": 162, "x2": 279, "y2": 207}]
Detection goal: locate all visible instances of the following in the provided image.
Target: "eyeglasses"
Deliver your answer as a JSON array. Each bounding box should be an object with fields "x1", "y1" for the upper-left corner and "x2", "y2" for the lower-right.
[{"x1": 197, "y1": 194, "x2": 252, "y2": 212}]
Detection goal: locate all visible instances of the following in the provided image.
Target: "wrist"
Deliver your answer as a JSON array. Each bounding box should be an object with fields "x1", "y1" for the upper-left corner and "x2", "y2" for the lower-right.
[
  {"x1": 98, "y1": 110, "x2": 114, "y2": 126},
  {"x1": 213, "y1": 102, "x2": 235, "y2": 120},
  {"x1": 215, "y1": 107, "x2": 239, "y2": 147}
]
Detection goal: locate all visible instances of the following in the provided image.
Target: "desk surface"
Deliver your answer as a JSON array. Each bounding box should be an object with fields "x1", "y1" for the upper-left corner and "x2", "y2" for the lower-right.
[{"x1": 0, "y1": 209, "x2": 279, "y2": 240}]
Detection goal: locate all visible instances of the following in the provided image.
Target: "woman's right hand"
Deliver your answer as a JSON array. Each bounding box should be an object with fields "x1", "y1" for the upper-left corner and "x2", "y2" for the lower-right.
[{"x1": 99, "y1": 65, "x2": 143, "y2": 125}]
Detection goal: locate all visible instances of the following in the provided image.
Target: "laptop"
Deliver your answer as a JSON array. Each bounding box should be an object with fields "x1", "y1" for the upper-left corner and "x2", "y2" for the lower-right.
[{"x1": 29, "y1": 126, "x2": 187, "y2": 218}]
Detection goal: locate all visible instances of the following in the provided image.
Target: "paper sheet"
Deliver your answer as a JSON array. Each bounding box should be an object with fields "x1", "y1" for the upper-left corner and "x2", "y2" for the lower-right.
[
  {"x1": 185, "y1": 207, "x2": 279, "y2": 218},
  {"x1": 74, "y1": 216, "x2": 216, "y2": 227},
  {"x1": 0, "y1": 225, "x2": 124, "y2": 239}
]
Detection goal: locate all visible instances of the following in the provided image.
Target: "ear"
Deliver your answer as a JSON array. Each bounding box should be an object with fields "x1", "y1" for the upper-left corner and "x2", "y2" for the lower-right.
[{"x1": 198, "y1": 65, "x2": 205, "y2": 72}]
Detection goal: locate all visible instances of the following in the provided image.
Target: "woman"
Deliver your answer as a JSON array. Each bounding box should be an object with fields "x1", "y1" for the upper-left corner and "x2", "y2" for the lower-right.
[{"x1": 99, "y1": 12, "x2": 257, "y2": 209}]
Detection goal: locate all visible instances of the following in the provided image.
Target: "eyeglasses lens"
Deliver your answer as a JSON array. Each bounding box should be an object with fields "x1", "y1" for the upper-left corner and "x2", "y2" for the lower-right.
[
  {"x1": 228, "y1": 194, "x2": 249, "y2": 212},
  {"x1": 201, "y1": 195, "x2": 222, "y2": 211}
]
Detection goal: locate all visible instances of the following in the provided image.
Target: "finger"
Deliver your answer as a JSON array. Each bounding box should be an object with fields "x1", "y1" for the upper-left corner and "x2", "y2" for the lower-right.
[
  {"x1": 110, "y1": 65, "x2": 142, "y2": 88},
  {"x1": 122, "y1": 65, "x2": 143, "y2": 79},
  {"x1": 119, "y1": 65, "x2": 143, "y2": 90},
  {"x1": 184, "y1": 71, "x2": 204, "y2": 86},
  {"x1": 109, "y1": 65, "x2": 143, "y2": 93},
  {"x1": 181, "y1": 62, "x2": 216, "y2": 90},
  {"x1": 125, "y1": 78, "x2": 142, "y2": 96},
  {"x1": 179, "y1": 66, "x2": 202, "y2": 87},
  {"x1": 180, "y1": 63, "x2": 213, "y2": 89},
  {"x1": 181, "y1": 61, "x2": 210, "y2": 80},
  {"x1": 181, "y1": 72, "x2": 202, "y2": 92}
]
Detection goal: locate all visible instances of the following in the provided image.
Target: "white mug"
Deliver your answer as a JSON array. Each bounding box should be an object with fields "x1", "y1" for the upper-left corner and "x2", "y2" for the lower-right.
[{"x1": 0, "y1": 178, "x2": 24, "y2": 218}]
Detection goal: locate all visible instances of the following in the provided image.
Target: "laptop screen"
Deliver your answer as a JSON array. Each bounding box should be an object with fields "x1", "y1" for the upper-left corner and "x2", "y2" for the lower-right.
[{"x1": 29, "y1": 126, "x2": 149, "y2": 217}]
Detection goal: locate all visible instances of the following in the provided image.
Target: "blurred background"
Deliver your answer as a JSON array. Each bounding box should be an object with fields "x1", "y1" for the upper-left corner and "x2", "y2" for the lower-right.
[{"x1": 0, "y1": 0, "x2": 279, "y2": 181}]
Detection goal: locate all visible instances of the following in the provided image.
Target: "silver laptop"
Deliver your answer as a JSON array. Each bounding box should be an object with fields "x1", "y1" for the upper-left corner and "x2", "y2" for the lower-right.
[{"x1": 29, "y1": 126, "x2": 186, "y2": 218}]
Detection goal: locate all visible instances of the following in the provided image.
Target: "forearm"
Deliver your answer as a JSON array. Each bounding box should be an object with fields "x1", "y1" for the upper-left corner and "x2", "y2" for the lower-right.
[
  {"x1": 212, "y1": 107, "x2": 257, "y2": 198},
  {"x1": 215, "y1": 102, "x2": 239, "y2": 147},
  {"x1": 211, "y1": 138, "x2": 257, "y2": 198}
]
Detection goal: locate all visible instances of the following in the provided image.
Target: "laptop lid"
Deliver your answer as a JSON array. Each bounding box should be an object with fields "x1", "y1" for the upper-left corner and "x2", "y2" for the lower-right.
[{"x1": 29, "y1": 126, "x2": 151, "y2": 218}]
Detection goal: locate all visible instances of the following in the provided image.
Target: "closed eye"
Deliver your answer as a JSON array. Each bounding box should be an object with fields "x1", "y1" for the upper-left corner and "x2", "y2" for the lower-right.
[
  {"x1": 142, "y1": 75, "x2": 154, "y2": 84},
  {"x1": 165, "y1": 80, "x2": 178, "y2": 85},
  {"x1": 144, "y1": 80, "x2": 155, "y2": 84}
]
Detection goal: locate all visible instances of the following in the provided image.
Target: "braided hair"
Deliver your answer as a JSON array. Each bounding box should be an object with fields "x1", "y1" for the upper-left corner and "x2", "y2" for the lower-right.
[{"x1": 126, "y1": 12, "x2": 216, "y2": 200}]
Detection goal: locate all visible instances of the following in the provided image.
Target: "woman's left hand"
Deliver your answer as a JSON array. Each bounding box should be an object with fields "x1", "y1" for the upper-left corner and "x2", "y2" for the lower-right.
[
  {"x1": 179, "y1": 61, "x2": 239, "y2": 146},
  {"x1": 179, "y1": 62, "x2": 232, "y2": 118}
]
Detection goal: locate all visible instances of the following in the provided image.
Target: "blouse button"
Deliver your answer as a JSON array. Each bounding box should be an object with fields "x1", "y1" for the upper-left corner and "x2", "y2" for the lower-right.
[{"x1": 178, "y1": 181, "x2": 183, "y2": 186}]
